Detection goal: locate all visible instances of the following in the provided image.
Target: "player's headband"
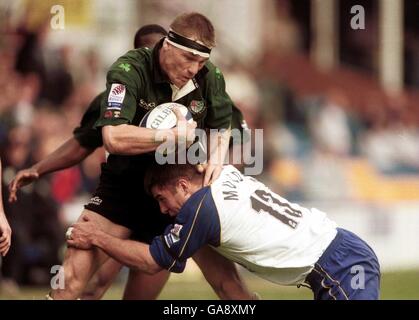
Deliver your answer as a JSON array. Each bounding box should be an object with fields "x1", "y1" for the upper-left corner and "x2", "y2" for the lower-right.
[{"x1": 166, "y1": 30, "x2": 212, "y2": 58}]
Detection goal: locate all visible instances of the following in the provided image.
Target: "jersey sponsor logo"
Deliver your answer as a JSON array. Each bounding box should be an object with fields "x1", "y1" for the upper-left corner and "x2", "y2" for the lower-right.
[
  {"x1": 89, "y1": 196, "x2": 102, "y2": 206},
  {"x1": 104, "y1": 110, "x2": 113, "y2": 118},
  {"x1": 189, "y1": 100, "x2": 205, "y2": 115},
  {"x1": 111, "y1": 84, "x2": 125, "y2": 95},
  {"x1": 139, "y1": 99, "x2": 156, "y2": 111},
  {"x1": 164, "y1": 224, "x2": 183, "y2": 247},
  {"x1": 170, "y1": 224, "x2": 183, "y2": 239},
  {"x1": 108, "y1": 83, "x2": 126, "y2": 107},
  {"x1": 104, "y1": 110, "x2": 120, "y2": 119}
]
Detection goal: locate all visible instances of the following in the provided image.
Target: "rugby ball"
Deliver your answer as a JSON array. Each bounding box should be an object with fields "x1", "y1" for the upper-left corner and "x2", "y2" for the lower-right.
[{"x1": 139, "y1": 102, "x2": 193, "y2": 129}]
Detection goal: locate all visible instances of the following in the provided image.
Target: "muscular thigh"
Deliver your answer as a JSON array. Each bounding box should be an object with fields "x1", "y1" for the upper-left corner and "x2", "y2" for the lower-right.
[{"x1": 78, "y1": 209, "x2": 131, "y2": 238}]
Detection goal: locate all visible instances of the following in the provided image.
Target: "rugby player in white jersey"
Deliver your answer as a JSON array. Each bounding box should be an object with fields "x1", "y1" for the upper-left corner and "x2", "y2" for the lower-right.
[{"x1": 67, "y1": 164, "x2": 381, "y2": 300}]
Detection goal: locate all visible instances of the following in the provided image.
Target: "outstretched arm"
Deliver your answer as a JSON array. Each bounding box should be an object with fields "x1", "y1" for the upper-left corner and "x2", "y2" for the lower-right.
[
  {"x1": 67, "y1": 216, "x2": 162, "y2": 275},
  {"x1": 8, "y1": 138, "x2": 93, "y2": 202},
  {"x1": 193, "y1": 246, "x2": 253, "y2": 300}
]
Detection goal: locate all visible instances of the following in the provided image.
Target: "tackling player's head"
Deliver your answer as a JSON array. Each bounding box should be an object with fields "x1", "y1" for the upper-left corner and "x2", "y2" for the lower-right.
[
  {"x1": 160, "y1": 12, "x2": 215, "y2": 88},
  {"x1": 134, "y1": 24, "x2": 167, "y2": 49},
  {"x1": 145, "y1": 164, "x2": 203, "y2": 216}
]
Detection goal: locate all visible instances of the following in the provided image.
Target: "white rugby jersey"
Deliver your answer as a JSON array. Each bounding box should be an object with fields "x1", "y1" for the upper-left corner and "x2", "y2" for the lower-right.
[
  {"x1": 150, "y1": 165, "x2": 337, "y2": 285},
  {"x1": 210, "y1": 165, "x2": 337, "y2": 285}
]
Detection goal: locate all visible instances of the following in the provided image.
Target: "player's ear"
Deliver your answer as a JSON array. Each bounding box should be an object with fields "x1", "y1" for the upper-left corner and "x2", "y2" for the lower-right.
[{"x1": 177, "y1": 178, "x2": 190, "y2": 194}]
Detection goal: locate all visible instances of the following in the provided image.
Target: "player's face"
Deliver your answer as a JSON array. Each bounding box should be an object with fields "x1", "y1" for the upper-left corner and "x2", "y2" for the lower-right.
[
  {"x1": 161, "y1": 42, "x2": 208, "y2": 88},
  {"x1": 152, "y1": 185, "x2": 187, "y2": 217}
]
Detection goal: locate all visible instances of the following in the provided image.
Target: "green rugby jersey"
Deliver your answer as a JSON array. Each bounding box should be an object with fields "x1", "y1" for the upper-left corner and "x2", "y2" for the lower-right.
[
  {"x1": 73, "y1": 91, "x2": 247, "y2": 151},
  {"x1": 93, "y1": 39, "x2": 240, "y2": 176}
]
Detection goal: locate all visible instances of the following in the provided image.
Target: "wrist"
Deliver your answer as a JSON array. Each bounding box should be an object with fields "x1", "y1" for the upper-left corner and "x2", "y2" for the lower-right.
[
  {"x1": 91, "y1": 229, "x2": 107, "y2": 248},
  {"x1": 31, "y1": 165, "x2": 41, "y2": 176},
  {"x1": 0, "y1": 214, "x2": 10, "y2": 227},
  {"x1": 154, "y1": 129, "x2": 176, "y2": 144}
]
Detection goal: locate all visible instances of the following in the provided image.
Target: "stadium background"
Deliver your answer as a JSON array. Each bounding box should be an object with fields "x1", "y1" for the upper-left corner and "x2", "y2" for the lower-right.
[{"x1": 0, "y1": 0, "x2": 418, "y2": 299}]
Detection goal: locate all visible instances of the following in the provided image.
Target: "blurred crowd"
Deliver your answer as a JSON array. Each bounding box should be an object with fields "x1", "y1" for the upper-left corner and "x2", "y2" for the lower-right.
[
  {"x1": 0, "y1": 15, "x2": 105, "y2": 290},
  {"x1": 225, "y1": 57, "x2": 419, "y2": 204},
  {"x1": 1, "y1": 2, "x2": 418, "y2": 292}
]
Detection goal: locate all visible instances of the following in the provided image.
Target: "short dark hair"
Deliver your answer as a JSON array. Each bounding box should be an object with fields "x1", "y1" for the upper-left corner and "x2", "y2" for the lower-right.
[
  {"x1": 134, "y1": 24, "x2": 167, "y2": 48},
  {"x1": 144, "y1": 164, "x2": 201, "y2": 195},
  {"x1": 170, "y1": 12, "x2": 216, "y2": 48}
]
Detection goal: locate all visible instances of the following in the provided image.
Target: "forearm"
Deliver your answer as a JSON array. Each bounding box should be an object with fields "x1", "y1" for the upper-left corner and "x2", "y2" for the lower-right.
[
  {"x1": 32, "y1": 138, "x2": 93, "y2": 176},
  {"x1": 92, "y1": 230, "x2": 161, "y2": 274},
  {"x1": 102, "y1": 124, "x2": 175, "y2": 155},
  {"x1": 0, "y1": 213, "x2": 8, "y2": 225},
  {"x1": 193, "y1": 246, "x2": 252, "y2": 300},
  {"x1": 0, "y1": 159, "x2": 9, "y2": 230}
]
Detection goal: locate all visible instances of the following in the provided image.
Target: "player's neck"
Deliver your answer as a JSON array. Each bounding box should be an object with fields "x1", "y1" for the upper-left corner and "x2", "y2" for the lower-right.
[{"x1": 189, "y1": 183, "x2": 202, "y2": 195}]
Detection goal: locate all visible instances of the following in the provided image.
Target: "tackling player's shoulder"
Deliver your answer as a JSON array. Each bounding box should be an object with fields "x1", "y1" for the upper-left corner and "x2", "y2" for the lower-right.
[
  {"x1": 185, "y1": 186, "x2": 211, "y2": 210},
  {"x1": 177, "y1": 186, "x2": 212, "y2": 220}
]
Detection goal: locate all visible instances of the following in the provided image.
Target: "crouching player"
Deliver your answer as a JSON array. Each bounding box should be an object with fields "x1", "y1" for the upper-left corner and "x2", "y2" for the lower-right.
[{"x1": 67, "y1": 164, "x2": 380, "y2": 300}]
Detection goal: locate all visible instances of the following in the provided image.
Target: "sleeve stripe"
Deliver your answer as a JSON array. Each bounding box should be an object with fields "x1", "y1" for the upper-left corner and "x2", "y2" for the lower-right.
[
  {"x1": 161, "y1": 235, "x2": 179, "y2": 271},
  {"x1": 162, "y1": 235, "x2": 179, "y2": 260},
  {"x1": 168, "y1": 193, "x2": 207, "y2": 272},
  {"x1": 167, "y1": 252, "x2": 177, "y2": 272}
]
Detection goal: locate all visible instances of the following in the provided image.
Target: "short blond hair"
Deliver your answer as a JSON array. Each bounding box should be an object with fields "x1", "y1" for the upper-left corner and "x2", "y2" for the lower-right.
[{"x1": 170, "y1": 12, "x2": 216, "y2": 48}]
